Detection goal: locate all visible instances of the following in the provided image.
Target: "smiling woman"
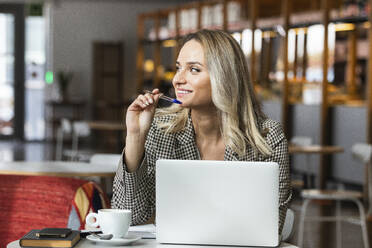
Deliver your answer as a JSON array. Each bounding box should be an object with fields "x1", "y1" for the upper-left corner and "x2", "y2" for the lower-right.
[
  {"x1": 112, "y1": 29, "x2": 291, "y2": 236},
  {"x1": 156, "y1": 30, "x2": 271, "y2": 157},
  {"x1": 172, "y1": 40, "x2": 212, "y2": 109}
]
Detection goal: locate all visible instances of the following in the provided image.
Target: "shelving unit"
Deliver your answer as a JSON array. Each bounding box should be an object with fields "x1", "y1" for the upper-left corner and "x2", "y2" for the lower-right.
[
  {"x1": 92, "y1": 41, "x2": 127, "y2": 150},
  {"x1": 136, "y1": 0, "x2": 372, "y2": 192},
  {"x1": 93, "y1": 41, "x2": 125, "y2": 122}
]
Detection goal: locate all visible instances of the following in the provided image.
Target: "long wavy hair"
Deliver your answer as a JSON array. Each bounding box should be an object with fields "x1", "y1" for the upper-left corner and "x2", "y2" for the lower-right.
[{"x1": 156, "y1": 29, "x2": 272, "y2": 157}]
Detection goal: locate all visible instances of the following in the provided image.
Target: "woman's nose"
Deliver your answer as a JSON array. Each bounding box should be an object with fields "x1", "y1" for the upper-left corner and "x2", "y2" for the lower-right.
[{"x1": 173, "y1": 71, "x2": 186, "y2": 85}]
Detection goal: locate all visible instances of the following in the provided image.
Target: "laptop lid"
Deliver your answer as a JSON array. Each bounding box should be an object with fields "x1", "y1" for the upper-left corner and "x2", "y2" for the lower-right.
[{"x1": 155, "y1": 159, "x2": 279, "y2": 247}]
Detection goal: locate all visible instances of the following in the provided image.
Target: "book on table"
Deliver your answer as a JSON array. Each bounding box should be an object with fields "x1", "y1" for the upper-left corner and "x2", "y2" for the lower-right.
[
  {"x1": 36, "y1": 228, "x2": 72, "y2": 238},
  {"x1": 19, "y1": 229, "x2": 80, "y2": 247}
]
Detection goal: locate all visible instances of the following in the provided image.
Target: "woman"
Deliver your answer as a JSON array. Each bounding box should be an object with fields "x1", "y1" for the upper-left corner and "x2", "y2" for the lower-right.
[{"x1": 112, "y1": 29, "x2": 291, "y2": 234}]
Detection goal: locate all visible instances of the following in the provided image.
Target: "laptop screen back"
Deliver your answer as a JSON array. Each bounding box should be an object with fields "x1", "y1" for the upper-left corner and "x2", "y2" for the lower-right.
[{"x1": 155, "y1": 159, "x2": 279, "y2": 247}]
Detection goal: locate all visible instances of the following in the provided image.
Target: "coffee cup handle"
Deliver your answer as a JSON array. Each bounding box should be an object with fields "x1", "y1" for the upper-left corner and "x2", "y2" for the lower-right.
[{"x1": 86, "y1": 213, "x2": 99, "y2": 228}]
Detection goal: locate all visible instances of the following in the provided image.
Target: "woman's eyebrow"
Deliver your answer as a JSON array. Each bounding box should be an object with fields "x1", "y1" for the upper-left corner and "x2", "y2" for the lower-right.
[{"x1": 176, "y1": 61, "x2": 204, "y2": 66}]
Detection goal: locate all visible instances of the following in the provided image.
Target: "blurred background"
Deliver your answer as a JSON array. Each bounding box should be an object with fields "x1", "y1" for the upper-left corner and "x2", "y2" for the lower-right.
[{"x1": 1, "y1": 0, "x2": 372, "y2": 247}]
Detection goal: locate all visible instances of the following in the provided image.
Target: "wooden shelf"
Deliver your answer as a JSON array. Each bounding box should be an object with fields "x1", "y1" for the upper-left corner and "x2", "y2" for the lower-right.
[
  {"x1": 332, "y1": 15, "x2": 368, "y2": 24},
  {"x1": 141, "y1": 38, "x2": 179, "y2": 45},
  {"x1": 140, "y1": 14, "x2": 370, "y2": 43},
  {"x1": 136, "y1": 0, "x2": 372, "y2": 186}
]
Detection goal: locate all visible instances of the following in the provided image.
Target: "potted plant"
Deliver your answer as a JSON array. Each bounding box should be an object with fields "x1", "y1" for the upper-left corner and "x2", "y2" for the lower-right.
[{"x1": 57, "y1": 70, "x2": 73, "y2": 102}]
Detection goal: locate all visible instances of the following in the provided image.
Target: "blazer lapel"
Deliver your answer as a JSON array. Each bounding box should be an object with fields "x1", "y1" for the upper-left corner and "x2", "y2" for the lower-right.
[
  {"x1": 174, "y1": 116, "x2": 200, "y2": 160},
  {"x1": 224, "y1": 146, "x2": 240, "y2": 161}
]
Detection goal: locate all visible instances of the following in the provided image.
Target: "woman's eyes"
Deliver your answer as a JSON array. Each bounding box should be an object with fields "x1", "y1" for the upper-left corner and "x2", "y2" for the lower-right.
[
  {"x1": 175, "y1": 66, "x2": 200, "y2": 73},
  {"x1": 190, "y1": 67, "x2": 200, "y2": 73}
]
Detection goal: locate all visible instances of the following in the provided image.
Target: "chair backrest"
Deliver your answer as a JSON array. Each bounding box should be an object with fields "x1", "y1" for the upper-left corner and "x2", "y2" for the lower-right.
[
  {"x1": 90, "y1": 153, "x2": 121, "y2": 165},
  {"x1": 73, "y1": 121, "x2": 91, "y2": 137},
  {"x1": 352, "y1": 143, "x2": 372, "y2": 217},
  {"x1": 291, "y1": 136, "x2": 312, "y2": 146},
  {"x1": 281, "y1": 208, "x2": 295, "y2": 242},
  {"x1": 61, "y1": 118, "x2": 72, "y2": 133},
  {"x1": 0, "y1": 175, "x2": 109, "y2": 247},
  {"x1": 352, "y1": 143, "x2": 372, "y2": 164}
]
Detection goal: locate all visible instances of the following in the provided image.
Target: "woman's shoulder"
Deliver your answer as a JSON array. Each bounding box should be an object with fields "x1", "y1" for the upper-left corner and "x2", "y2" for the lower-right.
[
  {"x1": 260, "y1": 118, "x2": 283, "y2": 131},
  {"x1": 260, "y1": 118, "x2": 287, "y2": 147}
]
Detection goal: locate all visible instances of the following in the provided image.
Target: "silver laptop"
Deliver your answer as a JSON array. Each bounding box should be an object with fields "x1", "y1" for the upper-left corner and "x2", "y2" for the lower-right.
[{"x1": 156, "y1": 159, "x2": 279, "y2": 247}]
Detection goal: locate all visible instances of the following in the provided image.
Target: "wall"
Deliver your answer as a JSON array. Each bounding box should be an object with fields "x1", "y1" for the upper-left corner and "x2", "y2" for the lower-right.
[
  {"x1": 262, "y1": 100, "x2": 282, "y2": 123},
  {"x1": 291, "y1": 103, "x2": 322, "y2": 180},
  {"x1": 48, "y1": 1, "x2": 186, "y2": 117},
  {"x1": 289, "y1": 103, "x2": 366, "y2": 185},
  {"x1": 332, "y1": 105, "x2": 366, "y2": 184},
  {"x1": 263, "y1": 100, "x2": 366, "y2": 185}
]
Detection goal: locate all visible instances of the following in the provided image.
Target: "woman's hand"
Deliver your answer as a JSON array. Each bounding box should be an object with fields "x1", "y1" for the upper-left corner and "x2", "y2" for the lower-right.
[
  {"x1": 124, "y1": 89, "x2": 161, "y2": 172},
  {"x1": 126, "y1": 88, "x2": 161, "y2": 137}
]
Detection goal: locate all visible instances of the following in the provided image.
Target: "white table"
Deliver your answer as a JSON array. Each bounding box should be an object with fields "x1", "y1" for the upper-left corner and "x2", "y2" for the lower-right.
[
  {"x1": 7, "y1": 238, "x2": 298, "y2": 248},
  {"x1": 0, "y1": 161, "x2": 118, "y2": 177}
]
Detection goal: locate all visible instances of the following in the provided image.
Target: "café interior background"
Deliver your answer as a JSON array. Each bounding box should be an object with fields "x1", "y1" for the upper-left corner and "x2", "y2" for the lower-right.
[{"x1": 1, "y1": 0, "x2": 372, "y2": 247}]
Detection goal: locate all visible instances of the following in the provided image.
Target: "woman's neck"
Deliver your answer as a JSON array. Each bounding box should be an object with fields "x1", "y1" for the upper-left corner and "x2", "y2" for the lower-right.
[{"x1": 191, "y1": 108, "x2": 221, "y2": 142}]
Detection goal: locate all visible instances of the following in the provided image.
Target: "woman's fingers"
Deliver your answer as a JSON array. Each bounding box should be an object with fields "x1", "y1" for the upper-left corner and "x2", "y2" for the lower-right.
[
  {"x1": 152, "y1": 88, "x2": 160, "y2": 94},
  {"x1": 135, "y1": 92, "x2": 157, "y2": 108},
  {"x1": 129, "y1": 96, "x2": 146, "y2": 110},
  {"x1": 138, "y1": 95, "x2": 149, "y2": 107},
  {"x1": 151, "y1": 89, "x2": 162, "y2": 104},
  {"x1": 128, "y1": 89, "x2": 161, "y2": 111},
  {"x1": 144, "y1": 93, "x2": 154, "y2": 104},
  {"x1": 141, "y1": 89, "x2": 162, "y2": 106}
]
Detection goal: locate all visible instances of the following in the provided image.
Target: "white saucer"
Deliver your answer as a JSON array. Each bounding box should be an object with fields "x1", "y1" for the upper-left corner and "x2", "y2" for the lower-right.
[{"x1": 86, "y1": 234, "x2": 141, "y2": 246}]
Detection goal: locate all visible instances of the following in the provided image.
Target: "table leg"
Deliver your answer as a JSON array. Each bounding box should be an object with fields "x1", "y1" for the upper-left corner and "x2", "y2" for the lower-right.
[
  {"x1": 319, "y1": 203, "x2": 335, "y2": 248},
  {"x1": 367, "y1": 219, "x2": 372, "y2": 248}
]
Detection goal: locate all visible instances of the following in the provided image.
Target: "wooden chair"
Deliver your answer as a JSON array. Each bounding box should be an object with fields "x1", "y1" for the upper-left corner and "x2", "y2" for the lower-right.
[{"x1": 297, "y1": 143, "x2": 371, "y2": 248}]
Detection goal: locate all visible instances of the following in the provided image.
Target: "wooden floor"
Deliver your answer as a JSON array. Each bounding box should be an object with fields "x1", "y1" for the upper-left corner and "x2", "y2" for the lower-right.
[{"x1": 0, "y1": 140, "x2": 370, "y2": 247}]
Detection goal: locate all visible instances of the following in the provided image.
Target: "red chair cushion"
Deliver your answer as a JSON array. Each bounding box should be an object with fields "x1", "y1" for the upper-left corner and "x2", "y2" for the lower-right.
[{"x1": 0, "y1": 175, "x2": 92, "y2": 247}]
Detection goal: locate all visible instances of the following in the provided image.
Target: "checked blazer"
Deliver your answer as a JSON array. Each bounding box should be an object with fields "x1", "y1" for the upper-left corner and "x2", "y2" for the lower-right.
[{"x1": 112, "y1": 113, "x2": 292, "y2": 234}]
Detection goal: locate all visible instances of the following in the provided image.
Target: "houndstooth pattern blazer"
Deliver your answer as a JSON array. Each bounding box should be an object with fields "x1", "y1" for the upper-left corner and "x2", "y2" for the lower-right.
[{"x1": 112, "y1": 113, "x2": 292, "y2": 234}]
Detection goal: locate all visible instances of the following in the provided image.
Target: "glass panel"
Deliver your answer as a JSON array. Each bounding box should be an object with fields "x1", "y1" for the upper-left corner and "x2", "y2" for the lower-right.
[
  {"x1": 25, "y1": 16, "x2": 46, "y2": 140},
  {"x1": 0, "y1": 13, "x2": 15, "y2": 136}
]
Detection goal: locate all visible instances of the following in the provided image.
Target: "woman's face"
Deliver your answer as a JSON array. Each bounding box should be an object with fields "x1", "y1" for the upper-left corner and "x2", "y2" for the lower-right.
[{"x1": 172, "y1": 39, "x2": 213, "y2": 109}]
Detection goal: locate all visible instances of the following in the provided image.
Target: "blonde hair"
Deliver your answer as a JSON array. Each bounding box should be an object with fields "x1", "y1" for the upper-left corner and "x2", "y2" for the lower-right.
[{"x1": 156, "y1": 29, "x2": 272, "y2": 157}]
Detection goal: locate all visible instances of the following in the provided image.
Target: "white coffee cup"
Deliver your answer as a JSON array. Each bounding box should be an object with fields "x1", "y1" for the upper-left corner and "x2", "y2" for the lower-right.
[{"x1": 86, "y1": 209, "x2": 131, "y2": 238}]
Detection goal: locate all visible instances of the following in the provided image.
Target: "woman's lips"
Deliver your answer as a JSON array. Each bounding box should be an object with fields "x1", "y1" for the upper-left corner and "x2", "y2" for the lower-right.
[{"x1": 176, "y1": 89, "x2": 193, "y2": 96}]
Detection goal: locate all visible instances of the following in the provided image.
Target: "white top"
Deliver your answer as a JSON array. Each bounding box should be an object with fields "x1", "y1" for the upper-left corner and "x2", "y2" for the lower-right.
[
  {"x1": 0, "y1": 161, "x2": 118, "y2": 177},
  {"x1": 7, "y1": 238, "x2": 298, "y2": 248}
]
